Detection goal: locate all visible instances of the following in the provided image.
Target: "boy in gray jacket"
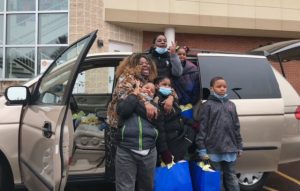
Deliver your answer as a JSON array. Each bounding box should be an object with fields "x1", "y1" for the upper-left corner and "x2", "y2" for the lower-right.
[{"x1": 115, "y1": 82, "x2": 163, "y2": 191}]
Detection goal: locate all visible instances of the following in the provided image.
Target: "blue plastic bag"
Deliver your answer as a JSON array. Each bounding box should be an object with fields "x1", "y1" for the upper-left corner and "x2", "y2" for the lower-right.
[
  {"x1": 180, "y1": 104, "x2": 193, "y2": 120},
  {"x1": 154, "y1": 161, "x2": 193, "y2": 191},
  {"x1": 190, "y1": 162, "x2": 221, "y2": 191}
]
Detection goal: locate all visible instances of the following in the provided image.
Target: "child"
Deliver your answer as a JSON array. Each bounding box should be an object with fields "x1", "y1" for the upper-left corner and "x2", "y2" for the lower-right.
[
  {"x1": 154, "y1": 76, "x2": 195, "y2": 165},
  {"x1": 196, "y1": 76, "x2": 243, "y2": 191},
  {"x1": 174, "y1": 46, "x2": 200, "y2": 106},
  {"x1": 115, "y1": 81, "x2": 162, "y2": 191}
]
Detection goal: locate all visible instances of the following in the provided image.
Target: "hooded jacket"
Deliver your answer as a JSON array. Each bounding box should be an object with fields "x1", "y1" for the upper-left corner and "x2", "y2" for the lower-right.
[{"x1": 196, "y1": 95, "x2": 243, "y2": 154}]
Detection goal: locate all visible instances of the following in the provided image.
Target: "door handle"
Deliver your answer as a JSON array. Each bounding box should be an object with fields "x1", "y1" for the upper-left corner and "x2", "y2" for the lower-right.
[{"x1": 42, "y1": 121, "x2": 53, "y2": 138}]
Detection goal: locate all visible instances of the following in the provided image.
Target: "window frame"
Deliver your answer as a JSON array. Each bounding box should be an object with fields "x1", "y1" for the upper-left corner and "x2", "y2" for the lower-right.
[{"x1": 0, "y1": 0, "x2": 69, "y2": 81}]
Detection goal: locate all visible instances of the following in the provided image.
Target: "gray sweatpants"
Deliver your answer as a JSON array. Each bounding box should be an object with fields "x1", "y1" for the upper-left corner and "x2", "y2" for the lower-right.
[{"x1": 115, "y1": 146, "x2": 157, "y2": 191}]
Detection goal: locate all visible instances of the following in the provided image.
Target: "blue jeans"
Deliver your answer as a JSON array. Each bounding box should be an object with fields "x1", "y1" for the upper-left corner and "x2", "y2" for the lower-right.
[{"x1": 210, "y1": 161, "x2": 240, "y2": 191}]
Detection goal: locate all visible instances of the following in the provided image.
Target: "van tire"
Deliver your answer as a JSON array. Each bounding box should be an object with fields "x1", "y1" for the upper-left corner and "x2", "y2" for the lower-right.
[
  {"x1": 237, "y1": 172, "x2": 269, "y2": 191},
  {"x1": 0, "y1": 156, "x2": 14, "y2": 191}
]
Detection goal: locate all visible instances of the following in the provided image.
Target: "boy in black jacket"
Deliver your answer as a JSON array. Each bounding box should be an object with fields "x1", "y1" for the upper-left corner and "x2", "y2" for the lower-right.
[
  {"x1": 196, "y1": 76, "x2": 243, "y2": 191},
  {"x1": 115, "y1": 82, "x2": 163, "y2": 191}
]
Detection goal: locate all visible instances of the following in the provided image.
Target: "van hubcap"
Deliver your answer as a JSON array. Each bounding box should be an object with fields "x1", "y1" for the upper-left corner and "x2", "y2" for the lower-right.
[{"x1": 237, "y1": 172, "x2": 263, "y2": 185}]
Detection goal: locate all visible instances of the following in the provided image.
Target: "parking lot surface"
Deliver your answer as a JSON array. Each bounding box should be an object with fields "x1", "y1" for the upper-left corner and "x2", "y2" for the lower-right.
[{"x1": 16, "y1": 161, "x2": 300, "y2": 191}]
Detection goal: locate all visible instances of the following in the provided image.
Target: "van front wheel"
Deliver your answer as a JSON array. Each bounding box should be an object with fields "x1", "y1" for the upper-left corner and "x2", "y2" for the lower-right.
[{"x1": 237, "y1": 172, "x2": 269, "y2": 191}]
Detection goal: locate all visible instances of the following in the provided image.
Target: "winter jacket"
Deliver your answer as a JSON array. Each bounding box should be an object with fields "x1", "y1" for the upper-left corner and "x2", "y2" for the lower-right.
[
  {"x1": 195, "y1": 95, "x2": 243, "y2": 154},
  {"x1": 173, "y1": 60, "x2": 200, "y2": 105},
  {"x1": 148, "y1": 49, "x2": 182, "y2": 78},
  {"x1": 116, "y1": 94, "x2": 162, "y2": 151},
  {"x1": 155, "y1": 92, "x2": 195, "y2": 161}
]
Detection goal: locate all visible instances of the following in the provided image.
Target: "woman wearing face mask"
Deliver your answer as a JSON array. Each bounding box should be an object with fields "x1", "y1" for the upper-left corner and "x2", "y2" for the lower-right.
[
  {"x1": 148, "y1": 34, "x2": 182, "y2": 113},
  {"x1": 154, "y1": 76, "x2": 194, "y2": 165},
  {"x1": 148, "y1": 34, "x2": 182, "y2": 78}
]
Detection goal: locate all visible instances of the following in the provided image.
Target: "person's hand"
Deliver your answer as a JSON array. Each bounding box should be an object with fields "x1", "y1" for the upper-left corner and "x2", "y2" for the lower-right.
[
  {"x1": 164, "y1": 95, "x2": 174, "y2": 113},
  {"x1": 161, "y1": 150, "x2": 173, "y2": 165},
  {"x1": 132, "y1": 80, "x2": 141, "y2": 95},
  {"x1": 192, "y1": 121, "x2": 200, "y2": 132},
  {"x1": 237, "y1": 150, "x2": 243, "y2": 157},
  {"x1": 169, "y1": 41, "x2": 177, "y2": 54},
  {"x1": 145, "y1": 102, "x2": 157, "y2": 120}
]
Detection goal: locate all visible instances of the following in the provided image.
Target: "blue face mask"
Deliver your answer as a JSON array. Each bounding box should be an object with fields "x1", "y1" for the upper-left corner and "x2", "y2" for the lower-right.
[
  {"x1": 155, "y1": 47, "x2": 168, "y2": 54},
  {"x1": 159, "y1": 87, "x2": 172, "y2": 96},
  {"x1": 213, "y1": 92, "x2": 228, "y2": 101}
]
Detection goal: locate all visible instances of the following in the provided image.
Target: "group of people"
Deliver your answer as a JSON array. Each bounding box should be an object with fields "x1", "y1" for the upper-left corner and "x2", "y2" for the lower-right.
[{"x1": 106, "y1": 34, "x2": 243, "y2": 191}]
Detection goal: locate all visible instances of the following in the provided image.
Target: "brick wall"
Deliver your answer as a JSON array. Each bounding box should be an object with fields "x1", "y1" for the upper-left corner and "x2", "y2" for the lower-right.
[
  {"x1": 143, "y1": 31, "x2": 300, "y2": 94},
  {"x1": 70, "y1": 0, "x2": 142, "y2": 94}
]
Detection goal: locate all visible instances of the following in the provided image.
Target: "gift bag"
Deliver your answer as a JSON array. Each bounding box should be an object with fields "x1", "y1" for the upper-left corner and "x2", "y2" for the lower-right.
[
  {"x1": 154, "y1": 161, "x2": 193, "y2": 191},
  {"x1": 190, "y1": 162, "x2": 221, "y2": 191}
]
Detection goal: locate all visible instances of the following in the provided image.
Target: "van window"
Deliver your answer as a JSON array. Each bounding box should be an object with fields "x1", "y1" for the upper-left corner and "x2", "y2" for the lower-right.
[{"x1": 198, "y1": 55, "x2": 281, "y2": 99}]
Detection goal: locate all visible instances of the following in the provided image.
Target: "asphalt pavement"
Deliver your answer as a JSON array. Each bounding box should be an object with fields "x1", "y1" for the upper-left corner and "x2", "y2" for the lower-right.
[{"x1": 16, "y1": 161, "x2": 300, "y2": 191}]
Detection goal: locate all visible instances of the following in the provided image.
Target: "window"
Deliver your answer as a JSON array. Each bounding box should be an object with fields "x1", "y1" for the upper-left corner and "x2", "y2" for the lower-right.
[
  {"x1": 0, "y1": 48, "x2": 3, "y2": 78},
  {"x1": 39, "y1": 0, "x2": 68, "y2": 11},
  {"x1": 5, "y1": 47, "x2": 35, "y2": 78},
  {"x1": 38, "y1": 13, "x2": 68, "y2": 44},
  {"x1": 37, "y1": 36, "x2": 90, "y2": 105},
  {"x1": 7, "y1": 0, "x2": 35, "y2": 11},
  {"x1": 6, "y1": 14, "x2": 35, "y2": 45},
  {"x1": 0, "y1": 15, "x2": 3, "y2": 44},
  {"x1": 199, "y1": 55, "x2": 281, "y2": 99},
  {"x1": 72, "y1": 67, "x2": 115, "y2": 117},
  {"x1": 1, "y1": 0, "x2": 69, "y2": 79},
  {"x1": 38, "y1": 46, "x2": 67, "y2": 73},
  {"x1": 0, "y1": 0, "x2": 3, "y2": 11}
]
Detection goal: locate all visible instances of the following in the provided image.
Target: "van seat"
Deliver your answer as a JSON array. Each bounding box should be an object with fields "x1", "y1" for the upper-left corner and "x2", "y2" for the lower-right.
[{"x1": 74, "y1": 124, "x2": 105, "y2": 150}]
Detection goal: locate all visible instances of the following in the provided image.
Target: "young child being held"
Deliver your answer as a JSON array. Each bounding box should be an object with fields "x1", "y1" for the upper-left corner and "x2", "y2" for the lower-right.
[
  {"x1": 115, "y1": 81, "x2": 162, "y2": 191},
  {"x1": 196, "y1": 76, "x2": 243, "y2": 191}
]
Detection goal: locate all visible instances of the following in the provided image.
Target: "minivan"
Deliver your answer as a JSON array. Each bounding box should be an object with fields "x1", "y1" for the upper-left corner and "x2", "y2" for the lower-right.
[{"x1": 1, "y1": 30, "x2": 300, "y2": 191}]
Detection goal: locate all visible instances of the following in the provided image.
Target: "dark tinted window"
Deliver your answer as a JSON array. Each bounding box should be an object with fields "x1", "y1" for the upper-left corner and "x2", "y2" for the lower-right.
[{"x1": 198, "y1": 54, "x2": 281, "y2": 99}]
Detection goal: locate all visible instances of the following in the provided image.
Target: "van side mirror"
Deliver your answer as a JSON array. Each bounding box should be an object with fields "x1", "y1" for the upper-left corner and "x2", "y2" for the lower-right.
[{"x1": 5, "y1": 86, "x2": 30, "y2": 105}]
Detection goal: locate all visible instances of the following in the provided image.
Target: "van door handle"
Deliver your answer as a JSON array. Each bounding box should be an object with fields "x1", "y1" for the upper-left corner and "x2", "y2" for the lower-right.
[{"x1": 42, "y1": 121, "x2": 52, "y2": 138}]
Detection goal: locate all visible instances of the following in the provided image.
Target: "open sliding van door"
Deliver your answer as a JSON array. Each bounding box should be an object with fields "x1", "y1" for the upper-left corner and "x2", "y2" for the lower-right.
[{"x1": 19, "y1": 31, "x2": 97, "y2": 191}]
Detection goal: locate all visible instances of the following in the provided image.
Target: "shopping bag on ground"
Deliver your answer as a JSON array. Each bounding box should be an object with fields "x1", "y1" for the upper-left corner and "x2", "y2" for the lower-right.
[
  {"x1": 190, "y1": 161, "x2": 221, "y2": 191},
  {"x1": 154, "y1": 161, "x2": 193, "y2": 191}
]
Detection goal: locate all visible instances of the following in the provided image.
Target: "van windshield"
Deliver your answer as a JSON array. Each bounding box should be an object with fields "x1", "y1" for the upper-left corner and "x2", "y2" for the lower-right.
[{"x1": 198, "y1": 54, "x2": 281, "y2": 99}]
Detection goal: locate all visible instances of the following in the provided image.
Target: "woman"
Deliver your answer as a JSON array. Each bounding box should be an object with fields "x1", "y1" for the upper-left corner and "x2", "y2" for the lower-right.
[
  {"x1": 106, "y1": 53, "x2": 158, "y2": 180},
  {"x1": 148, "y1": 34, "x2": 182, "y2": 78},
  {"x1": 148, "y1": 34, "x2": 182, "y2": 113}
]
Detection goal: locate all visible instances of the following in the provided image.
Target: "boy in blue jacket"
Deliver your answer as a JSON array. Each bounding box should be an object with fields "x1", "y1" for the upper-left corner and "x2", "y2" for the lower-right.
[
  {"x1": 115, "y1": 81, "x2": 163, "y2": 191},
  {"x1": 196, "y1": 76, "x2": 243, "y2": 191}
]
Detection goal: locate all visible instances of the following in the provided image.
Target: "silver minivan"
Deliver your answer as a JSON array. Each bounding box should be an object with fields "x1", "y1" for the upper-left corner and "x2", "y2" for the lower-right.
[{"x1": 1, "y1": 31, "x2": 300, "y2": 191}]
